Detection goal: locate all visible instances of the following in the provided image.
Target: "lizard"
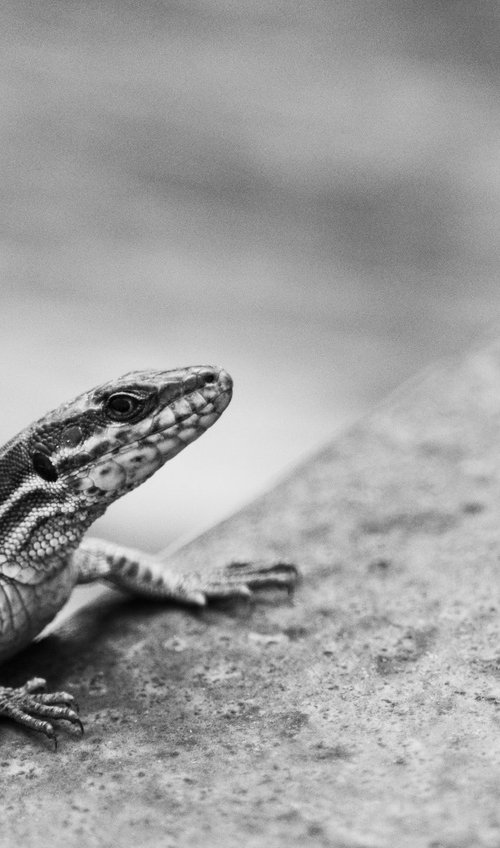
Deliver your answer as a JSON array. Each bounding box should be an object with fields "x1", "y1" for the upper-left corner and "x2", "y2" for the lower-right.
[{"x1": 0, "y1": 365, "x2": 297, "y2": 745}]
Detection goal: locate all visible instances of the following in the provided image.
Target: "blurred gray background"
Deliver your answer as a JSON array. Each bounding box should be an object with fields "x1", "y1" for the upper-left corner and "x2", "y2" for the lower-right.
[{"x1": 2, "y1": 0, "x2": 500, "y2": 558}]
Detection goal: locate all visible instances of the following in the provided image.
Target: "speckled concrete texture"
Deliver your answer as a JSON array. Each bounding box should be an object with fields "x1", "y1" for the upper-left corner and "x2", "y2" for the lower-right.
[{"x1": 3, "y1": 342, "x2": 500, "y2": 847}]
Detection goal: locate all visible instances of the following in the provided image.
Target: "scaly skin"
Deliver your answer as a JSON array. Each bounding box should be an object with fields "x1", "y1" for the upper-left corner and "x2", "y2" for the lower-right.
[{"x1": 0, "y1": 366, "x2": 297, "y2": 746}]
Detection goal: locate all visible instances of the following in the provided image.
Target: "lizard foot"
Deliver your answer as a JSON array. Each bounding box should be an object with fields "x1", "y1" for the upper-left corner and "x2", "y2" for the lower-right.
[
  {"x1": 177, "y1": 561, "x2": 299, "y2": 605},
  {"x1": 0, "y1": 677, "x2": 83, "y2": 748}
]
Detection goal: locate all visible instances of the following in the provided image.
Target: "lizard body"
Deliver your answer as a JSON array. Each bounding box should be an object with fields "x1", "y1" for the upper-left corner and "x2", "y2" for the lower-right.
[{"x1": 0, "y1": 366, "x2": 297, "y2": 743}]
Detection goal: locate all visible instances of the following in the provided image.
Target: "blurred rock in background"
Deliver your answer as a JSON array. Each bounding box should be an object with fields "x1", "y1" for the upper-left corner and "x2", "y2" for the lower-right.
[{"x1": 1, "y1": 0, "x2": 500, "y2": 553}]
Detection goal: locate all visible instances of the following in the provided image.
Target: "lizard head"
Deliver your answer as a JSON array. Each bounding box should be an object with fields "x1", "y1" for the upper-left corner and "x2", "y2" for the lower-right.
[{"x1": 25, "y1": 366, "x2": 233, "y2": 510}]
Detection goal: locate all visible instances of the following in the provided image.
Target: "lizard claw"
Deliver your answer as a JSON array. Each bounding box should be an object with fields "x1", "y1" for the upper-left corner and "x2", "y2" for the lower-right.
[
  {"x1": 178, "y1": 560, "x2": 299, "y2": 603},
  {"x1": 223, "y1": 560, "x2": 299, "y2": 595},
  {"x1": 0, "y1": 679, "x2": 83, "y2": 746}
]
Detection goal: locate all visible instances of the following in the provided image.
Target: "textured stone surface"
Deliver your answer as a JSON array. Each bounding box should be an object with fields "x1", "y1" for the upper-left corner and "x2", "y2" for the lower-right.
[{"x1": 3, "y1": 342, "x2": 500, "y2": 846}]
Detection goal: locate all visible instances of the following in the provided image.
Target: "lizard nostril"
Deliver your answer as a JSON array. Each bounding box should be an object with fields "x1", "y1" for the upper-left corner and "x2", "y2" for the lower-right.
[{"x1": 202, "y1": 370, "x2": 217, "y2": 384}]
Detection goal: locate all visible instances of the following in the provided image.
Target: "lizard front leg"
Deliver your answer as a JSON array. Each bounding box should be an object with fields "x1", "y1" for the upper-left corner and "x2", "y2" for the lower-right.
[
  {"x1": 74, "y1": 537, "x2": 298, "y2": 605},
  {"x1": 0, "y1": 543, "x2": 294, "y2": 745}
]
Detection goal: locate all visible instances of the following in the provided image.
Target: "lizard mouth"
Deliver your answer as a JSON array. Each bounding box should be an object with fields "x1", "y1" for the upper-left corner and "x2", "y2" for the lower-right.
[{"x1": 153, "y1": 373, "x2": 232, "y2": 438}]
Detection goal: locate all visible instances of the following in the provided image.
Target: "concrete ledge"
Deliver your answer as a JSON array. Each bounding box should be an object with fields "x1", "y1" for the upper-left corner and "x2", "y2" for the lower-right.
[{"x1": 4, "y1": 341, "x2": 500, "y2": 847}]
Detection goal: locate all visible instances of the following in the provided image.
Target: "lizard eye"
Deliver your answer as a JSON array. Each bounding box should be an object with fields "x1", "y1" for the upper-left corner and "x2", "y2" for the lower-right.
[{"x1": 105, "y1": 392, "x2": 144, "y2": 422}]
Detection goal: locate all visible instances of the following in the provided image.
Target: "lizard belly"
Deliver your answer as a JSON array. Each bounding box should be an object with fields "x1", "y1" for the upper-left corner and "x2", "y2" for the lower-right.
[{"x1": 0, "y1": 563, "x2": 77, "y2": 662}]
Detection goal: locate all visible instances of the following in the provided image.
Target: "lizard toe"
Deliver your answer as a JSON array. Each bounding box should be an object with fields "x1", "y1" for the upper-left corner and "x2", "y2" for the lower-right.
[{"x1": 0, "y1": 681, "x2": 82, "y2": 746}]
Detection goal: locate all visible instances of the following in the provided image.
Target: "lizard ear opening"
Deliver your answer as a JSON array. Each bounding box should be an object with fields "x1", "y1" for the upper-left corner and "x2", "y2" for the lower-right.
[{"x1": 32, "y1": 452, "x2": 58, "y2": 483}]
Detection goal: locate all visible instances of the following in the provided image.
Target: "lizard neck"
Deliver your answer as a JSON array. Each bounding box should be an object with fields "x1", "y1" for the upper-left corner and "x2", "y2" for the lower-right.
[{"x1": 0, "y1": 438, "x2": 104, "y2": 564}]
